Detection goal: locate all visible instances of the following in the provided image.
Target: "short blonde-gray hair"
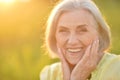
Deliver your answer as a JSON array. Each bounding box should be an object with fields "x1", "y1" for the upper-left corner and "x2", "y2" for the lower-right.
[{"x1": 45, "y1": 0, "x2": 111, "y2": 58}]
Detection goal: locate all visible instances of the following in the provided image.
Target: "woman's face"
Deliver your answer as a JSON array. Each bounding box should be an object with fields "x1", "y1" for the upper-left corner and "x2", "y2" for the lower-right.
[{"x1": 56, "y1": 9, "x2": 98, "y2": 65}]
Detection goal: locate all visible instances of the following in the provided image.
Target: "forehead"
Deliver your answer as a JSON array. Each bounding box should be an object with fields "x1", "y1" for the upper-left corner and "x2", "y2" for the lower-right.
[{"x1": 57, "y1": 8, "x2": 97, "y2": 28}]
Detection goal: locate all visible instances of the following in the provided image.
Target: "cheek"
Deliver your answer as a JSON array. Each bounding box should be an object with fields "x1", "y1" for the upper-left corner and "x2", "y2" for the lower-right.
[
  {"x1": 56, "y1": 34, "x2": 67, "y2": 47},
  {"x1": 80, "y1": 33, "x2": 97, "y2": 46}
]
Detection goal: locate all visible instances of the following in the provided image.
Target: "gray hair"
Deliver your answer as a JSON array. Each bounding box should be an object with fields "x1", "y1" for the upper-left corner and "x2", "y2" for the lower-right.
[{"x1": 45, "y1": 0, "x2": 111, "y2": 58}]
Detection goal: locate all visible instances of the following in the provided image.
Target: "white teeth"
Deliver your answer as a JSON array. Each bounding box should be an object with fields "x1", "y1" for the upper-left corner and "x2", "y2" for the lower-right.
[{"x1": 67, "y1": 48, "x2": 81, "y2": 53}]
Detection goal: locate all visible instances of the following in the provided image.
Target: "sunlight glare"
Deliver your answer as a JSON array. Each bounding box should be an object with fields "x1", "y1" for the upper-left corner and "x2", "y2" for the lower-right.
[{"x1": 0, "y1": 0, "x2": 15, "y2": 4}]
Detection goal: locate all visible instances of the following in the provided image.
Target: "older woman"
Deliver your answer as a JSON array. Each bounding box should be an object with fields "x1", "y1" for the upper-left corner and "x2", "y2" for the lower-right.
[{"x1": 40, "y1": 0, "x2": 120, "y2": 80}]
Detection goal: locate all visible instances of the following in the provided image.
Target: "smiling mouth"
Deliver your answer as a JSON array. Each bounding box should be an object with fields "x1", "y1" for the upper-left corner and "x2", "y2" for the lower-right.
[{"x1": 67, "y1": 48, "x2": 82, "y2": 53}]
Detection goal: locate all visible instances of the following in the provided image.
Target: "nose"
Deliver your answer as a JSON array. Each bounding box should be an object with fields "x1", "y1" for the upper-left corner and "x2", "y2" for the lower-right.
[{"x1": 67, "y1": 33, "x2": 79, "y2": 46}]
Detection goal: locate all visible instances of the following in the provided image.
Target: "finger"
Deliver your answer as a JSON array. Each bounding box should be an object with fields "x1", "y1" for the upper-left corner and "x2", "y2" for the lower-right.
[
  {"x1": 97, "y1": 39, "x2": 104, "y2": 58},
  {"x1": 91, "y1": 39, "x2": 104, "y2": 65},
  {"x1": 91, "y1": 40, "x2": 99, "y2": 66},
  {"x1": 57, "y1": 47, "x2": 66, "y2": 61},
  {"x1": 82, "y1": 45, "x2": 91, "y2": 61},
  {"x1": 72, "y1": 45, "x2": 93, "y2": 80},
  {"x1": 56, "y1": 44, "x2": 65, "y2": 59},
  {"x1": 93, "y1": 39, "x2": 103, "y2": 59},
  {"x1": 57, "y1": 48, "x2": 71, "y2": 80},
  {"x1": 90, "y1": 39, "x2": 98, "y2": 58},
  {"x1": 94, "y1": 39, "x2": 99, "y2": 54},
  {"x1": 76, "y1": 45, "x2": 91, "y2": 66}
]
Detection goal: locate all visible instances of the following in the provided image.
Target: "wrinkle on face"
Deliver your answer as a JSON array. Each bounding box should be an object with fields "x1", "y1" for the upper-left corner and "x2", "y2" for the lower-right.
[{"x1": 56, "y1": 9, "x2": 98, "y2": 65}]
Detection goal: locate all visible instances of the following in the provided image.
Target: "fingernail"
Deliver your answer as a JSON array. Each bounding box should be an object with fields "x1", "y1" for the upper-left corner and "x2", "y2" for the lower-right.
[{"x1": 97, "y1": 39, "x2": 99, "y2": 43}]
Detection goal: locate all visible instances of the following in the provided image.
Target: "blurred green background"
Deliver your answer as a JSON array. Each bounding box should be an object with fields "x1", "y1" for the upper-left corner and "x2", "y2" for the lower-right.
[{"x1": 0, "y1": 0, "x2": 120, "y2": 80}]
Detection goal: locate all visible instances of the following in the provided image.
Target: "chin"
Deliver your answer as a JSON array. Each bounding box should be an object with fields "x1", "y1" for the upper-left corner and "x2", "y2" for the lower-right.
[
  {"x1": 67, "y1": 59, "x2": 79, "y2": 65},
  {"x1": 66, "y1": 55, "x2": 83, "y2": 65}
]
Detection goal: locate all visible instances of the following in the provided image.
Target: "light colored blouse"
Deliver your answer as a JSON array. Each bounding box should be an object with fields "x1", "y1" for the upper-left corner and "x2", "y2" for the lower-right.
[{"x1": 40, "y1": 53, "x2": 120, "y2": 80}]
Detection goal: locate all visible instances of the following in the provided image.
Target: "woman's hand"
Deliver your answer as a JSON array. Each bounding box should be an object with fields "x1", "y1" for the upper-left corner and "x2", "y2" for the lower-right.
[
  {"x1": 71, "y1": 39, "x2": 104, "y2": 80},
  {"x1": 57, "y1": 47, "x2": 71, "y2": 80},
  {"x1": 57, "y1": 39, "x2": 104, "y2": 80}
]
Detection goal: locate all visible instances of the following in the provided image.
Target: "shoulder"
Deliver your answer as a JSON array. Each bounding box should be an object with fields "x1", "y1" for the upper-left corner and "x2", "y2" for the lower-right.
[
  {"x1": 101, "y1": 53, "x2": 120, "y2": 68},
  {"x1": 40, "y1": 62, "x2": 62, "y2": 80},
  {"x1": 91, "y1": 53, "x2": 120, "y2": 80},
  {"x1": 98, "y1": 53, "x2": 120, "y2": 80},
  {"x1": 97, "y1": 53, "x2": 119, "y2": 68},
  {"x1": 101, "y1": 54, "x2": 120, "y2": 80}
]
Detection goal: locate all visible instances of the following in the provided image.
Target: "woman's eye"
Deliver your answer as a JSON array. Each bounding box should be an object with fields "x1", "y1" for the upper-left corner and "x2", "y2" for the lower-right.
[
  {"x1": 81, "y1": 29, "x2": 87, "y2": 32},
  {"x1": 59, "y1": 29, "x2": 68, "y2": 33},
  {"x1": 78, "y1": 28, "x2": 87, "y2": 33}
]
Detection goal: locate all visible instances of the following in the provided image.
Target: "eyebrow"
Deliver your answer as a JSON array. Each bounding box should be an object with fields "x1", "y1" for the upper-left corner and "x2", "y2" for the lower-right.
[
  {"x1": 57, "y1": 24, "x2": 87, "y2": 29},
  {"x1": 57, "y1": 26, "x2": 69, "y2": 29},
  {"x1": 76, "y1": 24, "x2": 87, "y2": 29}
]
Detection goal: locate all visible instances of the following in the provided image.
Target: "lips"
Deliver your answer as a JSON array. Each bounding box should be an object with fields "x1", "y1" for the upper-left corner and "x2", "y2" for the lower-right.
[{"x1": 67, "y1": 48, "x2": 82, "y2": 53}]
